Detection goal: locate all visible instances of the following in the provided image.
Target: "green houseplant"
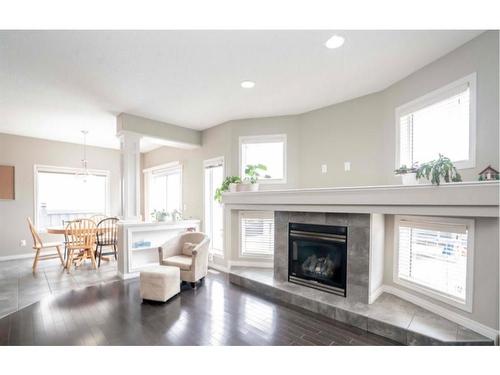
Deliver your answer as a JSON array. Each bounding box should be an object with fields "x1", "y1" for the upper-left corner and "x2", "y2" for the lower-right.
[
  {"x1": 239, "y1": 164, "x2": 271, "y2": 191},
  {"x1": 151, "y1": 209, "x2": 170, "y2": 222},
  {"x1": 416, "y1": 154, "x2": 462, "y2": 185},
  {"x1": 214, "y1": 176, "x2": 242, "y2": 203}
]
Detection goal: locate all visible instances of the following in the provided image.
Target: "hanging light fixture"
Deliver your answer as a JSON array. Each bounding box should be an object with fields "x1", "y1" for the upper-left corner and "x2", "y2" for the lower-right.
[{"x1": 75, "y1": 130, "x2": 93, "y2": 183}]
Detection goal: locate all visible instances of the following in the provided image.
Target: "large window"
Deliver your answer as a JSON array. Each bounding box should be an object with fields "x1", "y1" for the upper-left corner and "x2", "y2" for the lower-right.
[
  {"x1": 35, "y1": 165, "x2": 109, "y2": 230},
  {"x1": 204, "y1": 157, "x2": 224, "y2": 257},
  {"x1": 239, "y1": 134, "x2": 286, "y2": 183},
  {"x1": 239, "y1": 211, "x2": 274, "y2": 258},
  {"x1": 144, "y1": 163, "x2": 182, "y2": 220},
  {"x1": 394, "y1": 216, "x2": 474, "y2": 311},
  {"x1": 396, "y1": 74, "x2": 476, "y2": 170}
]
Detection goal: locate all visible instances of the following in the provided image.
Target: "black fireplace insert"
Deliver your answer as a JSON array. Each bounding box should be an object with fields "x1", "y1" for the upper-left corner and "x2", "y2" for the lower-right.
[{"x1": 288, "y1": 222, "x2": 347, "y2": 296}]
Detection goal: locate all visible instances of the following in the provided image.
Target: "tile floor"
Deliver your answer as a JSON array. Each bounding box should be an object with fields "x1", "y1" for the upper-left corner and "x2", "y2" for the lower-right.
[{"x1": 0, "y1": 257, "x2": 120, "y2": 319}]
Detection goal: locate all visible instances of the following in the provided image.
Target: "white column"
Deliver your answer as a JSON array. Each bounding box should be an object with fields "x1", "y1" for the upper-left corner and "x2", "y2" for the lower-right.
[{"x1": 119, "y1": 131, "x2": 142, "y2": 221}]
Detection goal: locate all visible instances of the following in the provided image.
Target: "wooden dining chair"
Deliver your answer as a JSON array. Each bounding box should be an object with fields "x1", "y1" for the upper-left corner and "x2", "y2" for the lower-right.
[
  {"x1": 27, "y1": 217, "x2": 65, "y2": 273},
  {"x1": 65, "y1": 219, "x2": 97, "y2": 272},
  {"x1": 95, "y1": 217, "x2": 119, "y2": 267},
  {"x1": 89, "y1": 214, "x2": 108, "y2": 225}
]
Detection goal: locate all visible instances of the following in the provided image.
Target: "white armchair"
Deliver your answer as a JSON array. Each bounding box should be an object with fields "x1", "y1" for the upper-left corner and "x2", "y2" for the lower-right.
[{"x1": 159, "y1": 232, "x2": 210, "y2": 286}]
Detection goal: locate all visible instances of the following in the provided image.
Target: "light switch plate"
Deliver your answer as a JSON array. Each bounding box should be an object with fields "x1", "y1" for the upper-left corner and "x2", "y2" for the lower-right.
[
  {"x1": 344, "y1": 161, "x2": 351, "y2": 171},
  {"x1": 321, "y1": 164, "x2": 327, "y2": 174}
]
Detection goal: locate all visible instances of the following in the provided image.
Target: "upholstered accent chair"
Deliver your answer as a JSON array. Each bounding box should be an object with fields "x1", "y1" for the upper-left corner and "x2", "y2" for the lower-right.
[{"x1": 159, "y1": 232, "x2": 210, "y2": 287}]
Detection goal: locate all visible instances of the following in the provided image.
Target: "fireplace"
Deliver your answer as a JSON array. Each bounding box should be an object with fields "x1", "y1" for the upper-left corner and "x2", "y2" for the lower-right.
[{"x1": 288, "y1": 222, "x2": 347, "y2": 296}]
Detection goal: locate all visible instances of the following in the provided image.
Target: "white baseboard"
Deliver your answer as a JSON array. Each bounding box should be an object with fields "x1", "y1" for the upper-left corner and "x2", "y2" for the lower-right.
[
  {"x1": 369, "y1": 286, "x2": 385, "y2": 304},
  {"x1": 381, "y1": 285, "x2": 499, "y2": 343},
  {"x1": 228, "y1": 260, "x2": 273, "y2": 269},
  {"x1": 0, "y1": 252, "x2": 34, "y2": 262},
  {"x1": 208, "y1": 263, "x2": 230, "y2": 273}
]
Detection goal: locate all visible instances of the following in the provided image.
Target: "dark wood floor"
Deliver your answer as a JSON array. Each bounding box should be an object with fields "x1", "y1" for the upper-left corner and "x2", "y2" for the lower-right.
[{"x1": 0, "y1": 269, "x2": 399, "y2": 346}]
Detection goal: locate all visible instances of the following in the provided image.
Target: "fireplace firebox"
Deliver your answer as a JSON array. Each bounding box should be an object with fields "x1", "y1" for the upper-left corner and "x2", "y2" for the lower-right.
[{"x1": 288, "y1": 222, "x2": 347, "y2": 296}]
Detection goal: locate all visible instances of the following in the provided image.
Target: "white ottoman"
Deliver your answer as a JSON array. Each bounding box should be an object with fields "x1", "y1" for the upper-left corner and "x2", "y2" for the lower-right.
[{"x1": 140, "y1": 265, "x2": 180, "y2": 302}]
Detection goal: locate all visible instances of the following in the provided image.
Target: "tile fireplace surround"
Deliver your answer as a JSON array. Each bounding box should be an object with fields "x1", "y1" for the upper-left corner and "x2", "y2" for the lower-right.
[
  {"x1": 223, "y1": 183, "x2": 499, "y2": 345},
  {"x1": 274, "y1": 212, "x2": 370, "y2": 304}
]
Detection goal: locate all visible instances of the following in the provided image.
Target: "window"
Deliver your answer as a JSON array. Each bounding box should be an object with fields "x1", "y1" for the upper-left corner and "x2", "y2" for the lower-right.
[
  {"x1": 239, "y1": 134, "x2": 286, "y2": 183},
  {"x1": 239, "y1": 211, "x2": 274, "y2": 258},
  {"x1": 144, "y1": 162, "x2": 182, "y2": 220},
  {"x1": 394, "y1": 216, "x2": 474, "y2": 311},
  {"x1": 204, "y1": 157, "x2": 224, "y2": 257},
  {"x1": 35, "y1": 165, "x2": 109, "y2": 230},
  {"x1": 396, "y1": 74, "x2": 476, "y2": 170}
]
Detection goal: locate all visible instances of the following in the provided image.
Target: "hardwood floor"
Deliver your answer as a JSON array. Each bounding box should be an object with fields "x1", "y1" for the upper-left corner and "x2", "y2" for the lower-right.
[{"x1": 0, "y1": 269, "x2": 399, "y2": 346}]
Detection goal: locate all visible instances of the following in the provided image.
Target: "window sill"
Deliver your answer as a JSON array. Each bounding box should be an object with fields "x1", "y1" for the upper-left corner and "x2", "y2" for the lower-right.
[{"x1": 393, "y1": 277, "x2": 472, "y2": 313}]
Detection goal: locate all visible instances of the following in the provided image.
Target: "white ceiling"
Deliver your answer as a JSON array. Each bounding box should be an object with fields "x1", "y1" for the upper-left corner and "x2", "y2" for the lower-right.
[{"x1": 0, "y1": 30, "x2": 483, "y2": 151}]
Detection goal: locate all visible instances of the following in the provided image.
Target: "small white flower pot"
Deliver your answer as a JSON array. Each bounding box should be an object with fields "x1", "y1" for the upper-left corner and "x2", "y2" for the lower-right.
[
  {"x1": 237, "y1": 182, "x2": 259, "y2": 192},
  {"x1": 229, "y1": 183, "x2": 239, "y2": 192},
  {"x1": 401, "y1": 173, "x2": 418, "y2": 185}
]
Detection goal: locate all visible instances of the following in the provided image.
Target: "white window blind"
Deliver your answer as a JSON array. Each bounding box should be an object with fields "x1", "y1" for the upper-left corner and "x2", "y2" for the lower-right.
[
  {"x1": 396, "y1": 217, "x2": 471, "y2": 306},
  {"x1": 397, "y1": 74, "x2": 475, "y2": 169},
  {"x1": 204, "y1": 158, "x2": 224, "y2": 256},
  {"x1": 240, "y1": 211, "x2": 275, "y2": 257}
]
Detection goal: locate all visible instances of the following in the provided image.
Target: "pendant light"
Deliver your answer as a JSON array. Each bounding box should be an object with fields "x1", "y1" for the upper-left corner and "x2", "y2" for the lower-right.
[{"x1": 75, "y1": 130, "x2": 93, "y2": 183}]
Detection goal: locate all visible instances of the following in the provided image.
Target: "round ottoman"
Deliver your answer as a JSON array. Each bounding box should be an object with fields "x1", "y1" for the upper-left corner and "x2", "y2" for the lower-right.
[{"x1": 140, "y1": 265, "x2": 180, "y2": 302}]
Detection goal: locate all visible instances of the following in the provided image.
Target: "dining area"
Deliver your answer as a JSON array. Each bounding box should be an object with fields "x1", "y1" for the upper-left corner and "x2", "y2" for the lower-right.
[{"x1": 27, "y1": 215, "x2": 119, "y2": 274}]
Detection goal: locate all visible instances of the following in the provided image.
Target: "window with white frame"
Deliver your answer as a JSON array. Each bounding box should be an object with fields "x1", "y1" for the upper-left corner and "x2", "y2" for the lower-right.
[
  {"x1": 396, "y1": 74, "x2": 476, "y2": 170},
  {"x1": 239, "y1": 134, "x2": 286, "y2": 183},
  {"x1": 204, "y1": 157, "x2": 224, "y2": 257},
  {"x1": 394, "y1": 216, "x2": 474, "y2": 311},
  {"x1": 239, "y1": 211, "x2": 275, "y2": 258},
  {"x1": 35, "y1": 165, "x2": 109, "y2": 230},
  {"x1": 144, "y1": 163, "x2": 182, "y2": 220}
]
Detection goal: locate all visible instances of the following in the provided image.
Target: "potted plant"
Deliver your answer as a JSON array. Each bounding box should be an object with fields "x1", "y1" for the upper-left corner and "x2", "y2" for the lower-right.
[
  {"x1": 416, "y1": 154, "x2": 462, "y2": 185},
  {"x1": 214, "y1": 176, "x2": 242, "y2": 203},
  {"x1": 394, "y1": 163, "x2": 419, "y2": 185},
  {"x1": 238, "y1": 164, "x2": 271, "y2": 192},
  {"x1": 151, "y1": 209, "x2": 170, "y2": 222}
]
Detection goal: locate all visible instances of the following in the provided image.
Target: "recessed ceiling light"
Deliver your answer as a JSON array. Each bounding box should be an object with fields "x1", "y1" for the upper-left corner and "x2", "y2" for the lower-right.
[
  {"x1": 325, "y1": 35, "x2": 345, "y2": 49},
  {"x1": 241, "y1": 80, "x2": 255, "y2": 89}
]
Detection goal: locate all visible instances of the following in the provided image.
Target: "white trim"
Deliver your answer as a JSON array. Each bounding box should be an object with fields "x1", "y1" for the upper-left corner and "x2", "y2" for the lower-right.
[
  {"x1": 228, "y1": 260, "x2": 273, "y2": 269},
  {"x1": 203, "y1": 156, "x2": 225, "y2": 258},
  {"x1": 0, "y1": 253, "x2": 35, "y2": 262},
  {"x1": 393, "y1": 215, "x2": 475, "y2": 312},
  {"x1": 395, "y1": 73, "x2": 477, "y2": 170},
  {"x1": 209, "y1": 263, "x2": 230, "y2": 273},
  {"x1": 381, "y1": 285, "x2": 498, "y2": 343},
  {"x1": 368, "y1": 286, "x2": 385, "y2": 304},
  {"x1": 142, "y1": 161, "x2": 181, "y2": 174},
  {"x1": 33, "y1": 164, "x2": 111, "y2": 230},
  {"x1": 239, "y1": 134, "x2": 287, "y2": 184}
]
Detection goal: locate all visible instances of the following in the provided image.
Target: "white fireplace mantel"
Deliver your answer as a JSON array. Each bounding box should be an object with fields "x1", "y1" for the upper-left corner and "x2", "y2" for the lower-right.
[{"x1": 221, "y1": 181, "x2": 500, "y2": 217}]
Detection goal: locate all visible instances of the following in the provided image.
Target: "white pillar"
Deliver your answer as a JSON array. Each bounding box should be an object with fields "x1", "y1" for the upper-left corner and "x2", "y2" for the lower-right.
[{"x1": 119, "y1": 131, "x2": 142, "y2": 221}]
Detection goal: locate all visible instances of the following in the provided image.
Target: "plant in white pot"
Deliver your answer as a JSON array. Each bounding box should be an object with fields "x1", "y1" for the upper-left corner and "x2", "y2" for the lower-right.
[
  {"x1": 394, "y1": 163, "x2": 419, "y2": 185},
  {"x1": 239, "y1": 164, "x2": 271, "y2": 192},
  {"x1": 214, "y1": 176, "x2": 242, "y2": 203}
]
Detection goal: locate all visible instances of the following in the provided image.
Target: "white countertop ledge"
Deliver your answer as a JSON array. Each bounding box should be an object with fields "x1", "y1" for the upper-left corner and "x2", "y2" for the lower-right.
[{"x1": 221, "y1": 181, "x2": 500, "y2": 217}]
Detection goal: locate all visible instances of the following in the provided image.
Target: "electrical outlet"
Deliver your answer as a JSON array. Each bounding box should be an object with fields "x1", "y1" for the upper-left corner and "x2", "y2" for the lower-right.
[
  {"x1": 19, "y1": 240, "x2": 26, "y2": 247},
  {"x1": 208, "y1": 253, "x2": 214, "y2": 262},
  {"x1": 321, "y1": 164, "x2": 328, "y2": 174},
  {"x1": 344, "y1": 161, "x2": 351, "y2": 172}
]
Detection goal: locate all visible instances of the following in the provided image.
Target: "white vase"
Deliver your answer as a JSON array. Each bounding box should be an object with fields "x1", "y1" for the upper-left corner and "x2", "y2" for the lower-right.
[
  {"x1": 401, "y1": 173, "x2": 418, "y2": 185},
  {"x1": 237, "y1": 182, "x2": 259, "y2": 192},
  {"x1": 229, "y1": 183, "x2": 239, "y2": 192}
]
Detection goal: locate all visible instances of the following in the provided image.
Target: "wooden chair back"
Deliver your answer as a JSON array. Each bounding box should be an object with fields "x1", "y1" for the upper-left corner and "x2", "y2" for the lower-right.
[
  {"x1": 96, "y1": 217, "x2": 119, "y2": 246},
  {"x1": 89, "y1": 214, "x2": 108, "y2": 225},
  {"x1": 27, "y1": 217, "x2": 43, "y2": 248},
  {"x1": 65, "y1": 219, "x2": 96, "y2": 250}
]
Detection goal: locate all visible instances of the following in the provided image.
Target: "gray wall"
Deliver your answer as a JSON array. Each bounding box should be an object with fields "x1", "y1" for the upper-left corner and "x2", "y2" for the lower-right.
[
  {"x1": 0, "y1": 133, "x2": 121, "y2": 258},
  {"x1": 144, "y1": 31, "x2": 499, "y2": 219}
]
